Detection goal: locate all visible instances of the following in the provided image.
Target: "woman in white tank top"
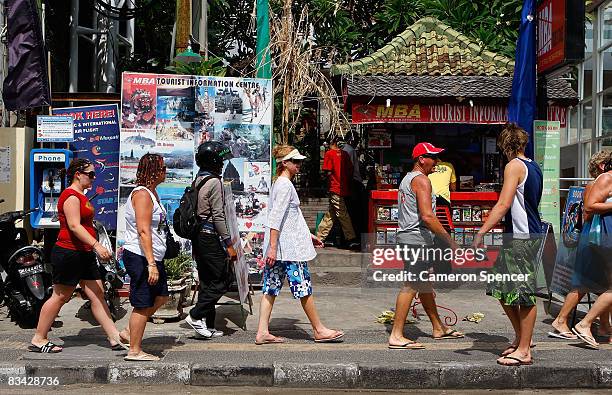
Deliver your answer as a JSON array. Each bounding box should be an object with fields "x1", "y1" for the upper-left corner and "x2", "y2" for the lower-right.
[{"x1": 121, "y1": 154, "x2": 170, "y2": 361}]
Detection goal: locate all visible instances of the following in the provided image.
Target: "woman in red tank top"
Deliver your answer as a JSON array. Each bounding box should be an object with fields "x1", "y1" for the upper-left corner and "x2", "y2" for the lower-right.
[{"x1": 30, "y1": 159, "x2": 129, "y2": 353}]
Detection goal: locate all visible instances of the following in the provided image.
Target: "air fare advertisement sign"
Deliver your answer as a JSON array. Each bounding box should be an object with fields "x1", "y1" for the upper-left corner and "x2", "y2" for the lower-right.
[{"x1": 53, "y1": 104, "x2": 121, "y2": 230}]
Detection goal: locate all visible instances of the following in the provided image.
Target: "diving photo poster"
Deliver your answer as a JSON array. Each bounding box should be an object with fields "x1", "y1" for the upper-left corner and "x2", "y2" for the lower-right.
[{"x1": 117, "y1": 73, "x2": 272, "y2": 272}]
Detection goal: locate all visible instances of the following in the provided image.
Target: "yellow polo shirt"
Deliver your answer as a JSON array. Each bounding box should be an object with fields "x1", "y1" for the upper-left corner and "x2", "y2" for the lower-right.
[{"x1": 428, "y1": 162, "x2": 456, "y2": 203}]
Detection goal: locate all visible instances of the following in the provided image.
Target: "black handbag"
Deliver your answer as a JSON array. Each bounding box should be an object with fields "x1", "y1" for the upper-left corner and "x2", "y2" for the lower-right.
[{"x1": 163, "y1": 218, "x2": 180, "y2": 260}]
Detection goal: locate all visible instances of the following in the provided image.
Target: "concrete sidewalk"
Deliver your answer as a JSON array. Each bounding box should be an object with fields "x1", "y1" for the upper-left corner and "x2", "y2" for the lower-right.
[{"x1": 0, "y1": 286, "x2": 610, "y2": 389}]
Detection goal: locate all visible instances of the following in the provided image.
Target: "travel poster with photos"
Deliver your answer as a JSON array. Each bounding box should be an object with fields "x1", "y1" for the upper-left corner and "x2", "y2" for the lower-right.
[{"x1": 117, "y1": 73, "x2": 273, "y2": 268}]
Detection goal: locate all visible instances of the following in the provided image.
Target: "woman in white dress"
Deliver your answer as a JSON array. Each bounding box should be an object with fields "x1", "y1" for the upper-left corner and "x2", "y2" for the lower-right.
[{"x1": 255, "y1": 145, "x2": 344, "y2": 345}]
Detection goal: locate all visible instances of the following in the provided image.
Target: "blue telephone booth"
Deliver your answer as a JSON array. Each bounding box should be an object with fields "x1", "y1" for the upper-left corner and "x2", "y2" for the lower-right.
[{"x1": 30, "y1": 149, "x2": 73, "y2": 228}]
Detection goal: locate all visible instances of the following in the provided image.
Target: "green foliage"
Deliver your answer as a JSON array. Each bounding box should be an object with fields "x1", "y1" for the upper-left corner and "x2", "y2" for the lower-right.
[
  {"x1": 164, "y1": 252, "x2": 193, "y2": 282},
  {"x1": 165, "y1": 57, "x2": 228, "y2": 77}
]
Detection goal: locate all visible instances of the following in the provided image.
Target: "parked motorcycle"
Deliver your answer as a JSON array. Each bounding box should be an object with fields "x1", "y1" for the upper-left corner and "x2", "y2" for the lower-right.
[
  {"x1": 0, "y1": 200, "x2": 51, "y2": 328},
  {"x1": 93, "y1": 220, "x2": 125, "y2": 321}
]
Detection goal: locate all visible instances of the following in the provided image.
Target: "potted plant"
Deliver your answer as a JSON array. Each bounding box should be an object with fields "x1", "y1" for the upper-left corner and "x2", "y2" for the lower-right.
[{"x1": 151, "y1": 252, "x2": 194, "y2": 323}]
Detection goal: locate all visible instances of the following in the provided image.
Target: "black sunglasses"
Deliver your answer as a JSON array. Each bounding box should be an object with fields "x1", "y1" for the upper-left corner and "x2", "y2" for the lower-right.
[
  {"x1": 421, "y1": 154, "x2": 439, "y2": 160},
  {"x1": 79, "y1": 170, "x2": 96, "y2": 179},
  {"x1": 289, "y1": 159, "x2": 303, "y2": 164}
]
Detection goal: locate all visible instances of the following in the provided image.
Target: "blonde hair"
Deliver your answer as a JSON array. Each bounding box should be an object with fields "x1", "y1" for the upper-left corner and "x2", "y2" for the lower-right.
[
  {"x1": 498, "y1": 123, "x2": 529, "y2": 159},
  {"x1": 272, "y1": 144, "x2": 294, "y2": 177},
  {"x1": 588, "y1": 150, "x2": 612, "y2": 178}
]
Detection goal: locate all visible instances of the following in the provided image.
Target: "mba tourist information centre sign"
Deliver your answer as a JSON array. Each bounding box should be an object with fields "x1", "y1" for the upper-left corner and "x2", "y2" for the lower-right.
[{"x1": 352, "y1": 102, "x2": 569, "y2": 127}]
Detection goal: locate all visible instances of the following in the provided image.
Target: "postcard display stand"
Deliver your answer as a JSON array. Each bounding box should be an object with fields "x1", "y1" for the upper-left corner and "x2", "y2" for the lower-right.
[
  {"x1": 368, "y1": 191, "x2": 503, "y2": 268},
  {"x1": 118, "y1": 73, "x2": 273, "y2": 325}
]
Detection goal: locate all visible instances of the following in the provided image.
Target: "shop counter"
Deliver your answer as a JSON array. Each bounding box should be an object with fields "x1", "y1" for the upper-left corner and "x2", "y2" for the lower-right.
[{"x1": 368, "y1": 189, "x2": 502, "y2": 268}]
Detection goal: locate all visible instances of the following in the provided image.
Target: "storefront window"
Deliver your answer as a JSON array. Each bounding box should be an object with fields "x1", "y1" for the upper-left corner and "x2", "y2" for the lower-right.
[
  {"x1": 603, "y1": 93, "x2": 612, "y2": 137},
  {"x1": 583, "y1": 57, "x2": 593, "y2": 99},
  {"x1": 582, "y1": 143, "x2": 593, "y2": 176},
  {"x1": 566, "y1": 106, "x2": 577, "y2": 145},
  {"x1": 598, "y1": 136, "x2": 612, "y2": 151},
  {"x1": 601, "y1": 6, "x2": 612, "y2": 48},
  {"x1": 602, "y1": 46, "x2": 612, "y2": 91},
  {"x1": 581, "y1": 100, "x2": 593, "y2": 141}
]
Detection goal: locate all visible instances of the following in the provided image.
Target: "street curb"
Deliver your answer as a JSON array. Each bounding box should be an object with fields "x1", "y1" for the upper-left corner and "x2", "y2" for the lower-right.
[
  {"x1": 0, "y1": 361, "x2": 610, "y2": 388},
  {"x1": 274, "y1": 362, "x2": 359, "y2": 388},
  {"x1": 26, "y1": 362, "x2": 108, "y2": 385},
  {"x1": 108, "y1": 362, "x2": 190, "y2": 384},
  {"x1": 359, "y1": 362, "x2": 439, "y2": 389},
  {"x1": 191, "y1": 364, "x2": 273, "y2": 386}
]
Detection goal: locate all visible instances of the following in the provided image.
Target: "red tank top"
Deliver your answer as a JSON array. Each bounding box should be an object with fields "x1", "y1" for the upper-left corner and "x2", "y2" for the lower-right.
[{"x1": 56, "y1": 188, "x2": 96, "y2": 251}]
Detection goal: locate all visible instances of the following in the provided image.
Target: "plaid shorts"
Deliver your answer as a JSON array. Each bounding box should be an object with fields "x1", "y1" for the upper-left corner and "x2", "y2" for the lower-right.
[{"x1": 262, "y1": 260, "x2": 312, "y2": 299}]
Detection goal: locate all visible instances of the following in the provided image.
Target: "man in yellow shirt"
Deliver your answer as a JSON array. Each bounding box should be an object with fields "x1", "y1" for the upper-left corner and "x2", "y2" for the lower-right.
[{"x1": 428, "y1": 159, "x2": 457, "y2": 207}]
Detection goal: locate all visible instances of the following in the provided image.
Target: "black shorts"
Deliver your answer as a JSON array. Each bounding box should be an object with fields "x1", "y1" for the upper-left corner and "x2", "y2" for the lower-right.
[
  {"x1": 123, "y1": 249, "x2": 169, "y2": 308},
  {"x1": 51, "y1": 245, "x2": 101, "y2": 286}
]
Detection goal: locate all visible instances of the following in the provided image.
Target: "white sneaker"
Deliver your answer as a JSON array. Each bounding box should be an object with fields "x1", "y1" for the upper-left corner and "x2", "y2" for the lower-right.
[
  {"x1": 210, "y1": 329, "x2": 224, "y2": 338},
  {"x1": 185, "y1": 315, "x2": 212, "y2": 338}
]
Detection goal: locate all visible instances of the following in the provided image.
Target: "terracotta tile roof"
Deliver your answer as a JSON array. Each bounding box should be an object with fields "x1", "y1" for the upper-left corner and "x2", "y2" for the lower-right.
[
  {"x1": 331, "y1": 17, "x2": 514, "y2": 77},
  {"x1": 346, "y1": 75, "x2": 578, "y2": 101},
  {"x1": 332, "y1": 17, "x2": 577, "y2": 102}
]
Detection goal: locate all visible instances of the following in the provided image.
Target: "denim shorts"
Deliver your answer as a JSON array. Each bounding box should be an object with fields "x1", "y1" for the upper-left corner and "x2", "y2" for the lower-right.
[
  {"x1": 262, "y1": 261, "x2": 312, "y2": 299},
  {"x1": 123, "y1": 249, "x2": 169, "y2": 308}
]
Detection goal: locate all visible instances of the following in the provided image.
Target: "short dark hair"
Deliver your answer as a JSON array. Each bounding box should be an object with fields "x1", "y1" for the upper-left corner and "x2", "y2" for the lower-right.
[{"x1": 60, "y1": 158, "x2": 92, "y2": 183}]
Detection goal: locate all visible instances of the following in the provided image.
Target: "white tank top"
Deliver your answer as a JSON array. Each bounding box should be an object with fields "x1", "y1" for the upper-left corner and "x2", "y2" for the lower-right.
[{"x1": 123, "y1": 186, "x2": 167, "y2": 262}]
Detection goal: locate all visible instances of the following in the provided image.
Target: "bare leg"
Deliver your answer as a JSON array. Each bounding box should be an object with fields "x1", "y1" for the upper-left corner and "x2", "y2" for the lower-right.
[
  {"x1": 501, "y1": 305, "x2": 536, "y2": 364},
  {"x1": 552, "y1": 290, "x2": 583, "y2": 335},
  {"x1": 597, "y1": 308, "x2": 611, "y2": 337},
  {"x1": 256, "y1": 294, "x2": 283, "y2": 343},
  {"x1": 80, "y1": 280, "x2": 122, "y2": 344},
  {"x1": 388, "y1": 285, "x2": 422, "y2": 347},
  {"x1": 300, "y1": 295, "x2": 342, "y2": 340},
  {"x1": 127, "y1": 296, "x2": 167, "y2": 356},
  {"x1": 31, "y1": 284, "x2": 75, "y2": 349},
  {"x1": 575, "y1": 292, "x2": 612, "y2": 339},
  {"x1": 498, "y1": 302, "x2": 524, "y2": 356}
]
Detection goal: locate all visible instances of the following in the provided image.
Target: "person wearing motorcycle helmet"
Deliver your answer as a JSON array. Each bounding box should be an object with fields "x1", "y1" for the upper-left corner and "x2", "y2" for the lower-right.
[{"x1": 185, "y1": 141, "x2": 238, "y2": 339}]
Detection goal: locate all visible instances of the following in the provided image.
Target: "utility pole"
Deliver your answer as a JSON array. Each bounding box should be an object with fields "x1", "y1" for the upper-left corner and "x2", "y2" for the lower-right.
[{"x1": 199, "y1": 0, "x2": 208, "y2": 60}]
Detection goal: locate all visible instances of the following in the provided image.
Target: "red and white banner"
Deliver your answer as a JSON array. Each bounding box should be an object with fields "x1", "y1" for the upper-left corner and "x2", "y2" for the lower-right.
[
  {"x1": 352, "y1": 102, "x2": 568, "y2": 128},
  {"x1": 352, "y1": 103, "x2": 508, "y2": 124}
]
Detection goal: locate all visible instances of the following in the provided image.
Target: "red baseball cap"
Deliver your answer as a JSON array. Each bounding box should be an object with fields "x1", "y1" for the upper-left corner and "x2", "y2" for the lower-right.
[{"x1": 412, "y1": 142, "x2": 445, "y2": 159}]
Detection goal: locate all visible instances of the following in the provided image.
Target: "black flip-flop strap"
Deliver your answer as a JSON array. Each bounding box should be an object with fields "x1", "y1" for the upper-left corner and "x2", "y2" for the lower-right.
[{"x1": 40, "y1": 342, "x2": 57, "y2": 353}]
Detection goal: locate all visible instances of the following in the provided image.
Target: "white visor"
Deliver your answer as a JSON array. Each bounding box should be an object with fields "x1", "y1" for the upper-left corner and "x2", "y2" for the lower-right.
[{"x1": 279, "y1": 149, "x2": 306, "y2": 161}]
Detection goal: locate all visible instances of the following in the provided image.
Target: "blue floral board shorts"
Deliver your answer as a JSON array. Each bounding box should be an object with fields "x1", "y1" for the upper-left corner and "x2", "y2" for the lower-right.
[{"x1": 262, "y1": 261, "x2": 312, "y2": 299}]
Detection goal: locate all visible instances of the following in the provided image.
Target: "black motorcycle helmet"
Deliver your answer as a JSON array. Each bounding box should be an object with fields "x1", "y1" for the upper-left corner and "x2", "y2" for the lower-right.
[{"x1": 195, "y1": 140, "x2": 233, "y2": 173}]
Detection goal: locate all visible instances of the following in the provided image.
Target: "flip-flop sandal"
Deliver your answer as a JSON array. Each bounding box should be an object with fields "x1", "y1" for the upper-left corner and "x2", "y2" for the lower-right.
[
  {"x1": 110, "y1": 335, "x2": 130, "y2": 351},
  {"x1": 124, "y1": 352, "x2": 160, "y2": 361},
  {"x1": 388, "y1": 341, "x2": 425, "y2": 350},
  {"x1": 497, "y1": 356, "x2": 533, "y2": 366},
  {"x1": 314, "y1": 332, "x2": 344, "y2": 343},
  {"x1": 501, "y1": 343, "x2": 536, "y2": 356},
  {"x1": 111, "y1": 343, "x2": 129, "y2": 351},
  {"x1": 548, "y1": 330, "x2": 577, "y2": 340},
  {"x1": 28, "y1": 341, "x2": 63, "y2": 353},
  {"x1": 572, "y1": 327, "x2": 600, "y2": 349},
  {"x1": 433, "y1": 329, "x2": 464, "y2": 340},
  {"x1": 255, "y1": 336, "x2": 286, "y2": 345}
]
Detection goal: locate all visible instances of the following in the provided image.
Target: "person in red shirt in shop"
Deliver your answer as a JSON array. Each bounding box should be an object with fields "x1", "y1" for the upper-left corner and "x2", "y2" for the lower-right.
[{"x1": 316, "y1": 136, "x2": 359, "y2": 250}]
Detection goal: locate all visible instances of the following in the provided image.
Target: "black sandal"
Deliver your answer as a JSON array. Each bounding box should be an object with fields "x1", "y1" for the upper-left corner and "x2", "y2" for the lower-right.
[{"x1": 28, "y1": 341, "x2": 62, "y2": 353}]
